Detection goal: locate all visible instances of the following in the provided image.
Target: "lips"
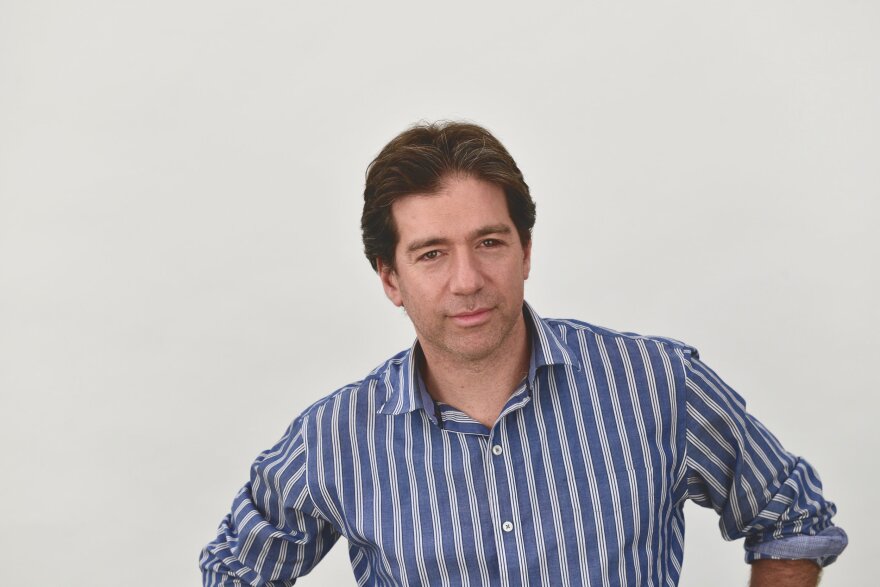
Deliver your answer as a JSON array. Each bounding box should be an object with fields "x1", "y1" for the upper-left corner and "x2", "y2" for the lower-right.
[{"x1": 449, "y1": 308, "x2": 493, "y2": 327}]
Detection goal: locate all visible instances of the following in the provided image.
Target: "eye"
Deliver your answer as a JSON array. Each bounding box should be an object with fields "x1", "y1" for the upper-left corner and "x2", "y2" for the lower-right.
[
  {"x1": 419, "y1": 250, "x2": 441, "y2": 261},
  {"x1": 481, "y1": 239, "x2": 501, "y2": 248}
]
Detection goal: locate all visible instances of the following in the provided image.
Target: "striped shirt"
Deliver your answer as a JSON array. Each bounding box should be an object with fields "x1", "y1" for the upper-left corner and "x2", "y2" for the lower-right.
[{"x1": 200, "y1": 304, "x2": 846, "y2": 586}]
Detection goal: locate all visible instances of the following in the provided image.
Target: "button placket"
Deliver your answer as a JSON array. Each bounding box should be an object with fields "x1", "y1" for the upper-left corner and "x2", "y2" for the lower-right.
[
  {"x1": 485, "y1": 414, "x2": 526, "y2": 580},
  {"x1": 487, "y1": 428, "x2": 517, "y2": 540}
]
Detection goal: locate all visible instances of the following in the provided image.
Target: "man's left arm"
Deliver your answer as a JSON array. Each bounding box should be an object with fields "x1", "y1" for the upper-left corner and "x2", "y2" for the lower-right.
[
  {"x1": 677, "y1": 348, "x2": 848, "y2": 582},
  {"x1": 750, "y1": 559, "x2": 820, "y2": 587}
]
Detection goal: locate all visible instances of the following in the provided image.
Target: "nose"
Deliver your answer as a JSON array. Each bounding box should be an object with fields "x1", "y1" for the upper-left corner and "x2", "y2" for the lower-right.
[{"x1": 449, "y1": 250, "x2": 485, "y2": 296}]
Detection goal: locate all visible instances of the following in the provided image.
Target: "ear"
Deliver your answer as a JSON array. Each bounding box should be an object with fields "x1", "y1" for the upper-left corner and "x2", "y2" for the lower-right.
[
  {"x1": 376, "y1": 258, "x2": 404, "y2": 307},
  {"x1": 522, "y1": 239, "x2": 532, "y2": 280}
]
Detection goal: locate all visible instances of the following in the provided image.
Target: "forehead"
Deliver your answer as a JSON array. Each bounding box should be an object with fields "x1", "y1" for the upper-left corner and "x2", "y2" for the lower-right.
[{"x1": 391, "y1": 176, "x2": 512, "y2": 241}]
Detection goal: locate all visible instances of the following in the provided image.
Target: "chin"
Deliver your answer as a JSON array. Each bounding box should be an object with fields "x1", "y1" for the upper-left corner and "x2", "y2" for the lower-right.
[{"x1": 446, "y1": 338, "x2": 501, "y2": 362}]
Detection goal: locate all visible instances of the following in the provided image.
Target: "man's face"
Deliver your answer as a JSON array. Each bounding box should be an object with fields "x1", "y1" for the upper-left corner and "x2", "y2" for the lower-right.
[{"x1": 378, "y1": 175, "x2": 531, "y2": 364}]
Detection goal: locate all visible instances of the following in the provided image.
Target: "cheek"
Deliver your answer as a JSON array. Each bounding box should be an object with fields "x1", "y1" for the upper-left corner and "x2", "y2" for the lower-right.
[
  {"x1": 398, "y1": 278, "x2": 428, "y2": 307},
  {"x1": 492, "y1": 262, "x2": 526, "y2": 284},
  {"x1": 402, "y1": 277, "x2": 447, "y2": 314}
]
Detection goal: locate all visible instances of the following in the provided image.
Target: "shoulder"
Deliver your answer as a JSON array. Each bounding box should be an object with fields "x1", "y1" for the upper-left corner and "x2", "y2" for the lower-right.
[
  {"x1": 293, "y1": 348, "x2": 409, "y2": 429},
  {"x1": 542, "y1": 315, "x2": 700, "y2": 359}
]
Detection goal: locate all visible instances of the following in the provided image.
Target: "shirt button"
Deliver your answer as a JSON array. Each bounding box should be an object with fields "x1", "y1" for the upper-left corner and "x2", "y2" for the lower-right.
[
  {"x1": 491, "y1": 444, "x2": 503, "y2": 456},
  {"x1": 502, "y1": 521, "x2": 514, "y2": 532}
]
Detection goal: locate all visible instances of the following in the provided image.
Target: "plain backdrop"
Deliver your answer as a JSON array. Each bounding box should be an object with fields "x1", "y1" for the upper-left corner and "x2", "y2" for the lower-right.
[{"x1": 1, "y1": 2, "x2": 877, "y2": 585}]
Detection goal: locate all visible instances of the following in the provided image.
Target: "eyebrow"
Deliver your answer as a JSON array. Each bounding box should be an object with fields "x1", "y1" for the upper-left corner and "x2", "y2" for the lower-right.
[{"x1": 405, "y1": 224, "x2": 512, "y2": 253}]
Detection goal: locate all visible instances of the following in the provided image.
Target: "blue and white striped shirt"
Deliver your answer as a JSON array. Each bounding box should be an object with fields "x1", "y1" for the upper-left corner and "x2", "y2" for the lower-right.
[{"x1": 200, "y1": 304, "x2": 846, "y2": 586}]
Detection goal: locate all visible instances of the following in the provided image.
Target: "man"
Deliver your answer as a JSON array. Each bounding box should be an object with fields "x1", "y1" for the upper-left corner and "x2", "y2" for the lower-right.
[{"x1": 200, "y1": 122, "x2": 847, "y2": 586}]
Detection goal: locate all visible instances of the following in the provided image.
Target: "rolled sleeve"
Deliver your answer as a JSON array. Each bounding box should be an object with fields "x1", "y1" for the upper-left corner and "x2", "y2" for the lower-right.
[
  {"x1": 745, "y1": 526, "x2": 848, "y2": 567},
  {"x1": 199, "y1": 415, "x2": 340, "y2": 586},
  {"x1": 680, "y1": 349, "x2": 847, "y2": 567}
]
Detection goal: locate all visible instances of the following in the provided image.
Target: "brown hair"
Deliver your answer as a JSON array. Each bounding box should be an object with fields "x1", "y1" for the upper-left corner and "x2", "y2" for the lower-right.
[{"x1": 361, "y1": 121, "x2": 536, "y2": 271}]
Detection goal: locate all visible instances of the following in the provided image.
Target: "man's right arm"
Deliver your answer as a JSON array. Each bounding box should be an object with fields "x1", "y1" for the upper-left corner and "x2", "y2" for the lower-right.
[{"x1": 199, "y1": 414, "x2": 340, "y2": 586}]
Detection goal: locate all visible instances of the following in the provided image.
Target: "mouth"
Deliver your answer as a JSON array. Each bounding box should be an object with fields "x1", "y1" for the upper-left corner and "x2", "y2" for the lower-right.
[{"x1": 449, "y1": 308, "x2": 493, "y2": 327}]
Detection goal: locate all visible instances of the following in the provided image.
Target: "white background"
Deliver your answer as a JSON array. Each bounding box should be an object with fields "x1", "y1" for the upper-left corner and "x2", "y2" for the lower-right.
[{"x1": 1, "y1": 2, "x2": 876, "y2": 585}]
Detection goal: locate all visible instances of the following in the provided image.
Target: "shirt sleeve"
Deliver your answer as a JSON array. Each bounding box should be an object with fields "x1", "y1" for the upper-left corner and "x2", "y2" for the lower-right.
[
  {"x1": 199, "y1": 414, "x2": 341, "y2": 586},
  {"x1": 679, "y1": 348, "x2": 847, "y2": 567}
]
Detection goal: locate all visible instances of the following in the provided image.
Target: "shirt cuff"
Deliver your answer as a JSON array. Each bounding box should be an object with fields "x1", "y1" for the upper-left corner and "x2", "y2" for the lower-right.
[{"x1": 744, "y1": 526, "x2": 848, "y2": 567}]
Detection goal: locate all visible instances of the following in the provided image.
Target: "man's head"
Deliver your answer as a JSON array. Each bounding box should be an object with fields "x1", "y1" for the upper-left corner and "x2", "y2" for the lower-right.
[
  {"x1": 361, "y1": 122, "x2": 536, "y2": 364},
  {"x1": 361, "y1": 121, "x2": 536, "y2": 272}
]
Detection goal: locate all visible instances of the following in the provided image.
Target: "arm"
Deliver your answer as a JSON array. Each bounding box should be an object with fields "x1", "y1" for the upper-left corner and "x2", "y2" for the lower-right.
[
  {"x1": 750, "y1": 559, "x2": 820, "y2": 587},
  {"x1": 199, "y1": 414, "x2": 340, "y2": 586},
  {"x1": 677, "y1": 348, "x2": 847, "y2": 573}
]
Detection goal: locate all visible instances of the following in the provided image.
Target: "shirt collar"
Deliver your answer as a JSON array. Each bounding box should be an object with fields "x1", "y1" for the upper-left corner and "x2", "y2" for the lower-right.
[{"x1": 375, "y1": 302, "x2": 578, "y2": 416}]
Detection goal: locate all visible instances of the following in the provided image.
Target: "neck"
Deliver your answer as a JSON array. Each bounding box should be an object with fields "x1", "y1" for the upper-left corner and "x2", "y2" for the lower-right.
[{"x1": 419, "y1": 315, "x2": 531, "y2": 428}]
